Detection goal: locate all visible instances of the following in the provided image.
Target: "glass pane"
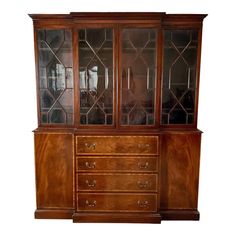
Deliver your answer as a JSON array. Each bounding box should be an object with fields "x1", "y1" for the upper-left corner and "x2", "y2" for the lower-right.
[
  {"x1": 121, "y1": 28, "x2": 157, "y2": 125},
  {"x1": 38, "y1": 29, "x2": 74, "y2": 124},
  {"x1": 162, "y1": 29, "x2": 198, "y2": 124},
  {"x1": 78, "y1": 28, "x2": 113, "y2": 125}
]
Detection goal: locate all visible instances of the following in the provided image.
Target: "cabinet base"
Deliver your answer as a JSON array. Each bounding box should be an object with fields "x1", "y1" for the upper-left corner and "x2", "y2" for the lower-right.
[
  {"x1": 160, "y1": 210, "x2": 200, "y2": 220},
  {"x1": 72, "y1": 213, "x2": 161, "y2": 223},
  {"x1": 34, "y1": 209, "x2": 199, "y2": 222},
  {"x1": 35, "y1": 209, "x2": 74, "y2": 219}
]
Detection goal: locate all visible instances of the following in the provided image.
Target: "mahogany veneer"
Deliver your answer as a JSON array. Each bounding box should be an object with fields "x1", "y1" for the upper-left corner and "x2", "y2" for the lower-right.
[{"x1": 30, "y1": 12, "x2": 206, "y2": 223}]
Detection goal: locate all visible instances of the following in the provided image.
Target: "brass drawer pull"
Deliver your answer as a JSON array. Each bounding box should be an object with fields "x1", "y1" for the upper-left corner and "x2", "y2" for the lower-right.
[
  {"x1": 138, "y1": 143, "x2": 150, "y2": 148},
  {"x1": 137, "y1": 200, "x2": 149, "y2": 208},
  {"x1": 85, "y1": 143, "x2": 96, "y2": 150},
  {"x1": 85, "y1": 180, "x2": 96, "y2": 187},
  {"x1": 138, "y1": 162, "x2": 149, "y2": 169},
  {"x1": 137, "y1": 180, "x2": 150, "y2": 189},
  {"x1": 85, "y1": 161, "x2": 96, "y2": 169},
  {"x1": 85, "y1": 200, "x2": 96, "y2": 207}
]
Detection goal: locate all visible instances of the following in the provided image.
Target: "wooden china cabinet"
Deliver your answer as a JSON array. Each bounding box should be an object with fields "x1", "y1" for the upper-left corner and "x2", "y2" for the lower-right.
[{"x1": 30, "y1": 12, "x2": 206, "y2": 223}]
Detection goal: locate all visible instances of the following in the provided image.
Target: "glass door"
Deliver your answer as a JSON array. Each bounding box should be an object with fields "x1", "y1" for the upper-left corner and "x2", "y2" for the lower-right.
[
  {"x1": 120, "y1": 28, "x2": 157, "y2": 126},
  {"x1": 37, "y1": 29, "x2": 74, "y2": 124},
  {"x1": 161, "y1": 29, "x2": 198, "y2": 125},
  {"x1": 78, "y1": 28, "x2": 114, "y2": 125}
]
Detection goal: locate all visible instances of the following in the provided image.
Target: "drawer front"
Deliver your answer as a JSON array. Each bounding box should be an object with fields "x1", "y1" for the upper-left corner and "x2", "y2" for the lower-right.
[
  {"x1": 76, "y1": 136, "x2": 158, "y2": 155},
  {"x1": 76, "y1": 174, "x2": 158, "y2": 192},
  {"x1": 77, "y1": 193, "x2": 157, "y2": 212},
  {"x1": 76, "y1": 157, "x2": 158, "y2": 172}
]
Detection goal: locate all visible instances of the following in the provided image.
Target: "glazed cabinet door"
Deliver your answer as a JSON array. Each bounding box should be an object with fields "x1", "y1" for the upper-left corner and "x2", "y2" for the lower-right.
[
  {"x1": 161, "y1": 29, "x2": 199, "y2": 125},
  {"x1": 78, "y1": 27, "x2": 114, "y2": 126},
  {"x1": 120, "y1": 27, "x2": 158, "y2": 126},
  {"x1": 37, "y1": 29, "x2": 74, "y2": 125}
]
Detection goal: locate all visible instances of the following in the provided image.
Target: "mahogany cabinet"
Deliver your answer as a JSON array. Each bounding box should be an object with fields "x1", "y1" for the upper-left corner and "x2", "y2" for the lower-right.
[{"x1": 30, "y1": 12, "x2": 206, "y2": 223}]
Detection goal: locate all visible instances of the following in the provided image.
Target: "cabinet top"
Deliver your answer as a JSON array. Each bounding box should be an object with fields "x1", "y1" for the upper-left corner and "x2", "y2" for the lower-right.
[{"x1": 29, "y1": 12, "x2": 207, "y2": 21}]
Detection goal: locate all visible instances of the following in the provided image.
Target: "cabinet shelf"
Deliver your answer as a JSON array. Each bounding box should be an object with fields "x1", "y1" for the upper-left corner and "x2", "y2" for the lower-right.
[
  {"x1": 164, "y1": 45, "x2": 197, "y2": 49},
  {"x1": 39, "y1": 47, "x2": 72, "y2": 52},
  {"x1": 79, "y1": 48, "x2": 113, "y2": 51}
]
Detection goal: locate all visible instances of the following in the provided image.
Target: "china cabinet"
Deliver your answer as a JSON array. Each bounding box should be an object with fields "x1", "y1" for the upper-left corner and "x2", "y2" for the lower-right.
[{"x1": 30, "y1": 12, "x2": 206, "y2": 223}]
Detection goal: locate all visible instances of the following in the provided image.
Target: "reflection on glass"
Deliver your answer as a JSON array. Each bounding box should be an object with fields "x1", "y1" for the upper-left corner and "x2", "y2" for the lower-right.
[
  {"x1": 121, "y1": 28, "x2": 157, "y2": 125},
  {"x1": 78, "y1": 28, "x2": 113, "y2": 125},
  {"x1": 88, "y1": 66, "x2": 98, "y2": 91},
  {"x1": 161, "y1": 30, "x2": 198, "y2": 124},
  {"x1": 38, "y1": 29, "x2": 74, "y2": 124}
]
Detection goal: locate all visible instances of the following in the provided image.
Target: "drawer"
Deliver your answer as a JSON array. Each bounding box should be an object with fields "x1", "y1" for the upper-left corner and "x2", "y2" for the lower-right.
[
  {"x1": 76, "y1": 173, "x2": 158, "y2": 192},
  {"x1": 77, "y1": 193, "x2": 158, "y2": 212},
  {"x1": 76, "y1": 136, "x2": 158, "y2": 155},
  {"x1": 76, "y1": 156, "x2": 158, "y2": 172}
]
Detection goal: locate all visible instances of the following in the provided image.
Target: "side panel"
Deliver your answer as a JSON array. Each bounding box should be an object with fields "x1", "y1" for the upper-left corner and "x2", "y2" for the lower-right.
[
  {"x1": 160, "y1": 132, "x2": 201, "y2": 210},
  {"x1": 34, "y1": 132, "x2": 74, "y2": 210}
]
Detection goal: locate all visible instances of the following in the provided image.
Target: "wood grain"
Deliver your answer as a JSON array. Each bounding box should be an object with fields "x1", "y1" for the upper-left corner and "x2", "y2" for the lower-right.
[
  {"x1": 35, "y1": 209, "x2": 74, "y2": 219},
  {"x1": 35, "y1": 133, "x2": 74, "y2": 209},
  {"x1": 76, "y1": 136, "x2": 158, "y2": 155},
  {"x1": 77, "y1": 193, "x2": 158, "y2": 212},
  {"x1": 76, "y1": 173, "x2": 158, "y2": 192},
  {"x1": 73, "y1": 212, "x2": 161, "y2": 223},
  {"x1": 160, "y1": 209, "x2": 200, "y2": 220},
  {"x1": 30, "y1": 12, "x2": 206, "y2": 223},
  {"x1": 76, "y1": 156, "x2": 158, "y2": 172},
  {"x1": 160, "y1": 132, "x2": 201, "y2": 210}
]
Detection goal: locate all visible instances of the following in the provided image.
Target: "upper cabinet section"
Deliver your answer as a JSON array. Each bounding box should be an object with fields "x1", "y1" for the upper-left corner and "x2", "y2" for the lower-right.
[{"x1": 30, "y1": 12, "x2": 206, "y2": 128}]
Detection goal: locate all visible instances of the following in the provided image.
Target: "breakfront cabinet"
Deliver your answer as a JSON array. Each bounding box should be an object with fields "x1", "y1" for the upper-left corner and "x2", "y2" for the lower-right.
[{"x1": 30, "y1": 12, "x2": 206, "y2": 223}]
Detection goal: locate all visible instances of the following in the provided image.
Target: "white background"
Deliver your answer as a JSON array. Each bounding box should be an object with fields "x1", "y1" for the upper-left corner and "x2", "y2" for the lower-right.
[{"x1": 0, "y1": 0, "x2": 235, "y2": 235}]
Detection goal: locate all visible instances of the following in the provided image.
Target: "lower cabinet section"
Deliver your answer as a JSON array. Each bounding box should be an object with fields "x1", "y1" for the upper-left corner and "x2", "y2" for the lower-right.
[
  {"x1": 74, "y1": 135, "x2": 159, "y2": 222},
  {"x1": 34, "y1": 131, "x2": 201, "y2": 223},
  {"x1": 77, "y1": 193, "x2": 158, "y2": 212}
]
